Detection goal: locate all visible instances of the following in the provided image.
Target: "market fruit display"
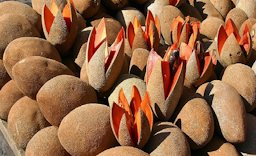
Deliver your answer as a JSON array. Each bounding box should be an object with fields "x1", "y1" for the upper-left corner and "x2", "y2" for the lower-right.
[{"x1": 0, "y1": 0, "x2": 255, "y2": 155}]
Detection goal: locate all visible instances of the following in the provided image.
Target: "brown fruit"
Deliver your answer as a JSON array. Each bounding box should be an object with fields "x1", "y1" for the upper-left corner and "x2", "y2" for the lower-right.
[
  {"x1": 222, "y1": 63, "x2": 256, "y2": 112},
  {"x1": 194, "y1": 0, "x2": 223, "y2": 20},
  {"x1": 37, "y1": 75, "x2": 97, "y2": 126},
  {"x1": 236, "y1": 0, "x2": 256, "y2": 18},
  {"x1": 25, "y1": 126, "x2": 70, "y2": 156},
  {"x1": 196, "y1": 81, "x2": 247, "y2": 143},
  {"x1": 129, "y1": 48, "x2": 149, "y2": 79},
  {"x1": 236, "y1": 113, "x2": 256, "y2": 155},
  {"x1": 98, "y1": 146, "x2": 149, "y2": 156},
  {"x1": 76, "y1": 13, "x2": 87, "y2": 31},
  {"x1": 91, "y1": 18, "x2": 122, "y2": 45},
  {"x1": 58, "y1": 104, "x2": 117, "y2": 156},
  {"x1": 0, "y1": 1, "x2": 41, "y2": 32},
  {"x1": 108, "y1": 75, "x2": 146, "y2": 106},
  {"x1": 179, "y1": 3, "x2": 203, "y2": 22},
  {"x1": 0, "y1": 60, "x2": 10, "y2": 89},
  {"x1": 72, "y1": 27, "x2": 92, "y2": 61},
  {"x1": 200, "y1": 17, "x2": 224, "y2": 40},
  {"x1": 0, "y1": 14, "x2": 40, "y2": 59},
  {"x1": 226, "y1": 8, "x2": 248, "y2": 30},
  {"x1": 196, "y1": 135, "x2": 240, "y2": 156},
  {"x1": 252, "y1": 61, "x2": 256, "y2": 74},
  {"x1": 147, "y1": 2, "x2": 165, "y2": 17},
  {"x1": 144, "y1": 122, "x2": 191, "y2": 156},
  {"x1": 116, "y1": 7, "x2": 146, "y2": 28},
  {"x1": 239, "y1": 18, "x2": 256, "y2": 35},
  {"x1": 102, "y1": 0, "x2": 128, "y2": 11},
  {"x1": 209, "y1": 0, "x2": 234, "y2": 18},
  {"x1": 75, "y1": 43, "x2": 88, "y2": 68},
  {"x1": 73, "y1": 0, "x2": 101, "y2": 19},
  {"x1": 62, "y1": 57, "x2": 80, "y2": 77},
  {"x1": 7, "y1": 96, "x2": 49, "y2": 149},
  {"x1": 158, "y1": 5, "x2": 184, "y2": 44},
  {"x1": 0, "y1": 80, "x2": 24, "y2": 120},
  {"x1": 3, "y1": 37, "x2": 61, "y2": 78},
  {"x1": 175, "y1": 98, "x2": 214, "y2": 149},
  {"x1": 12, "y1": 56, "x2": 74, "y2": 99}
]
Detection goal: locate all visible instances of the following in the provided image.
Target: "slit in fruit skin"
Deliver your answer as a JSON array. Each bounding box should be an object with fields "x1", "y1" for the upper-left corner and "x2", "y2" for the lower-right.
[
  {"x1": 127, "y1": 23, "x2": 135, "y2": 48},
  {"x1": 44, "y1": 5, "x2": 55, "y2": 33},
  {"x1": 217, "y1": 26, "x2": 228, "y2": 55},
  {"x1": 169, "y1": 0, "x2": 178, "y2": 6},
  {"x1": 112, "y1": 103, "x2": 125, "y2": 138},
  {"x1": 146, "y1": 50, "x2": 162, "y2": 84},
  {"x1": 225, "y1": 19, "x2": 241, "y2": 42}
]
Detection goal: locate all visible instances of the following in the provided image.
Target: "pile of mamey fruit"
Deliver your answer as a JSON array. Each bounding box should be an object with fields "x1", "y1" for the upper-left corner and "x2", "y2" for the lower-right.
[{"x1": 0, "y1": 0, "x2": 255, "y2": 155}]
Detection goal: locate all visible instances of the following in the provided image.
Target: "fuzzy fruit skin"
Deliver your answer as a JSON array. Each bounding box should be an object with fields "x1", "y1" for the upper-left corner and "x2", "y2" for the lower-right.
[
  {"x1": 3, "y1": 37, "x2": 61, "y2": 78},
  {"x1": 0, "y1": 80, "x2": 24, "y2": 121},
  {"x1": 194, "y1": 0, "x2": 223, "y2": 20},
  {"x1": 0, "y1": 60, "x2": 10, "y2": 90},
  {"x1": 195, "y1": 135, "x2": 240, "y2": 156},
  {"x1": 41, "y1": 2, "x2": 78, "y2": 56},
  {"x1": 210, "y1": 0, "x2": 234, "y2": 18},
  {"x1": 7, "y1": 97, "x2": 49, "y2": 149},
  {"x1": 58, "y1": 104, "x2": 117, "y2": 156},
  {"x1": 25, "y1": 126, "x2": 70, "y2": 156},
  {"x1": 222, "y1": 63, "x2": 256, "y2": 112},
  {"x1": 129, "y1": 48, "x2": 149, "y2": 79},
  {"x1": 159, "y1": 5, "x2": 184, "y2": 45},
  {"x1": 0, "y1": 14, "x2": 40, "y2": 59},
  {"x1": 12, "y1": 56, "x2": 74, "y2": 99},
  {"x1": 108, "y1": 75, "x2": 146, "y2": 107},
  {"x1": 0, "y1": 1, "x2": 41, "y2": 32},
  {"x1": 200, "y1": 17, "x2": 224, "y2": 40},
  {"x1": 144, "y1": 122, "x2": 191, "y2": 156},
  {"x1": 116, "y1": 7, "x2": 146, "y2": 28},
  {"x1": 226, "y1": 8, "x2": 248, "y2": 30},
  {"x1": 236, "y1": 0, "x2": 256, "y2": 18},
  {"x1": 37, "y1": 75, "x2": 97, "y2": 126},
  {"x1": 197, "y1": 81, "x2": 247, "y2": 144},
  {"x1": 175, "y1": 98, "x2": 215, "y2": 149},
  {"x1": 147, "y1": 59, "x2": 185, "y2": 121},
  {"x1": 98, "y1": 146, "x2": 149, "y2": 156},
  {"x1": 73, "y1": 0, "x2": 101, "y2": 19}
]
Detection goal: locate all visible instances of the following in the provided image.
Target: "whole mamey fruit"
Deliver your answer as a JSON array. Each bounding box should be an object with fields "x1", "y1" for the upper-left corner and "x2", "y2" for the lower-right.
[
  {"x1": 98, "y1": 146, "x2": 149, "y2": 156},
  {"x1": 58, "y1": 104, "x2": 117, "y2": 156}
]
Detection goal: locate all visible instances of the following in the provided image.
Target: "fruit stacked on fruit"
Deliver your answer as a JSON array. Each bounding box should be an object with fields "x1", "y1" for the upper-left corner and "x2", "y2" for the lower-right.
[{"x1": 0, "y1": 0, "x2": 255, "y2": 155}]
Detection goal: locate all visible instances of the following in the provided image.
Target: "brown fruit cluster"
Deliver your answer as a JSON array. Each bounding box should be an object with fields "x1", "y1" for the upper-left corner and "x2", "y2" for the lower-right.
[{"x1": 0, "y1": 0, "x2": 255, "y2": 155}]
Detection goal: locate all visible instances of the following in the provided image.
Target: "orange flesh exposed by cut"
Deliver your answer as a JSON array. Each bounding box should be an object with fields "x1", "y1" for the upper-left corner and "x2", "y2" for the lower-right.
[
  {"x1": 44, "y1": 5, "x2": 55, "y2": 33},
  {"x1": 146, "y1": 50, "x2": 162, "y2": 84},
  {"x1": 201, "y1": 53, "x2": 212, "y2": 76},
  {"x1": 112, "y1": 103, "x2": 125, "y2": 138},
  {"x1": 217, "y1": 26, "x2": 228, "y2": 55},
  {"x1": 62, "y1": 4, "x2": 72, "y2": 32},
  {"x1": 161, "y1": 61, "x2": 171, "y2": 99},
  {"x1": 127, "y1": 23, "x2": 135, "y2": 48},
  {"x1": 225, "y1": 19, "x2": 241, "y2": 42},
  {"x1": 140, "y1": 92, "x2": 153, "y2": 129},
  {"x1": 168, "y1": 62, "x2": 183, "y2": 95}
]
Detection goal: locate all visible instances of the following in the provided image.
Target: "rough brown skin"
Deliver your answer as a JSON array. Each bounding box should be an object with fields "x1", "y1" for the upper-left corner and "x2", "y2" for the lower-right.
[
  {"x1": 236, "y1": 0, "x2": 256, "y2": 18},
  {"x1": 0, "y1": 60, "x2": 10, "y2": 90},
  {"x1": 7, "y1": 96, "x2": 49, "y2": 149},
  {"x1": 91, "y1": 18, "x2": 122, "y2": 45},
  {"x1": 219, "y1": 34, "x2": 247, "y2": 67},
  {"x1": 194, "y1": 0, "x2": 223, "y2": 20},
  {"x1": 82, "y1": 37, "x2": 125, "y2": 93},
  {"x1": 37, "y1": 75, "x2": 97, "y2": 126},
  {"x1": 0, "y1": 80, "x2": 24, "y2": 121},
  {"x1": 73, "y1": 0, "x2": 101, "y2": 19},
  {"x1": 25, "y1": 126, "x2": 70, "y2": 156},
  {"x1": 75, "y1": 43, "x2": 88, "y2": 68},
  {"x1": 195, "y1": 135, "x2": 240, "y2": 156},
  {"x1": 146, "y1": 2, "x2": 165, "y2": 17},
  {"x1": 108, "y1": 75, "x2": 146, "y2": 107},
  {"x1": 147, "y1": 59, "x2": 185, "y2": 121},
  {"x1": 222, "y1": 63, "x2": 256, "y2": 112},
  {"x1": 0, "y1": 1, "x2": 41, "y2": 32},
  {"x1": 175, "y1": 98, "x2": 215, "y2": 149},
  {"x1": 98, "y1": 146, "x2": 149, "y2": 156},
  {"x1": 3, "y1": 37, "x2": 61, "y2": 78},
  {"x1": 200, "y1": 17, "x2": 224, "y2": 40},
  {"x1": 129, "y1": 48, "x2": 149, "y2": 79},
  {"x1": 209, "y1": 0, "x2": 234, "y2": 18},
  {"x1": 12, "y1": 56, "x2": 74, "y2": 99},
  {"x1": 239, "y1": 18, "x2": 256, "y2": 35},
  {"x1": 226, "y1": 8, "x2": 248, "y2": 30},
  {"x1": 159, "y1": 5, "x2": 184, "y2": 45},
  {"x1": 116, "y1": 7, "x2": 146, "y2": 28},
  {"x1": 58, "y1": 104, "x2": 117, "y2": 156},
  {"x1": 253, "y1": 61, "x2": 256, "y2": 74},
  {"x1": 144, "y1": 122, "x2": 190, "y2": 156},
  {"x1": 131, "y1": 28, "x2": 148, "y2": 52},
  {"x1": 196, "y1": 81, "x2": 247, "y2": 144},
  {"x1": 102, "y1": 0, "x2": 128, "y2": 11},
  {"x1": 41, "y1": 2, "x2": 78, "y2": 56},
  {"x1": 0, "y1": 14, "x2": 40, "y2": 59},
  {"x1": 72, "y1": 27, "x2": 92, "y2": 60},
  {"x1": 236, "y1": 114, "x2": 256, "y2": 155}
]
